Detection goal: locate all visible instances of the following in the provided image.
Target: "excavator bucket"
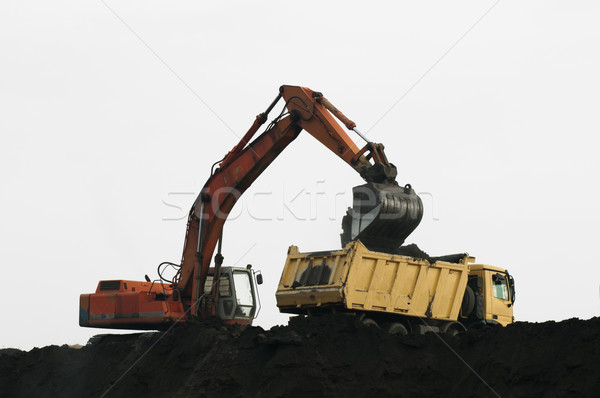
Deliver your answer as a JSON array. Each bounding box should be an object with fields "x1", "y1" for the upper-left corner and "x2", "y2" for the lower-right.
[{"x1": 341, "y1": 182, "x2": 423, "y2": 252}]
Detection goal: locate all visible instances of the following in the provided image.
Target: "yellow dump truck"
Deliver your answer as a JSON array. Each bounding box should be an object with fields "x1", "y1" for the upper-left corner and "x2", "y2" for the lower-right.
[{"x1": 276, "y1": 241, "x2": 515, "y2": 335}]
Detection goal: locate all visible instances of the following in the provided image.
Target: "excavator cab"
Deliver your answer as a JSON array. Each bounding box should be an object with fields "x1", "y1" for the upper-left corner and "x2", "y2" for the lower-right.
[{"x1": 203, "y1": 266, "x2": 262, "y2": 324}]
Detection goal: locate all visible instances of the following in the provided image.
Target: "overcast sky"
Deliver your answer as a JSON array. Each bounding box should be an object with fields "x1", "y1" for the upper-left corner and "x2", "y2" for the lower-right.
[{"x1": 2, "y1": 1, "x2": 599, "y2": 350}]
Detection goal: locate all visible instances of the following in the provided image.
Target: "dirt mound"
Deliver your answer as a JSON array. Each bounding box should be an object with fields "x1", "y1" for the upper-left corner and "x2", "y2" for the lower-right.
[{"x1": 2, "y1": 315, "x2": 599, "y2": 397}]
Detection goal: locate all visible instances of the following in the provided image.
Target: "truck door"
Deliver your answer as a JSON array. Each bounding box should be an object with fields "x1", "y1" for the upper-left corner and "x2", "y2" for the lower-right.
[{"x1": 488, "y1": 272, "x2": 513, "y2": 326}]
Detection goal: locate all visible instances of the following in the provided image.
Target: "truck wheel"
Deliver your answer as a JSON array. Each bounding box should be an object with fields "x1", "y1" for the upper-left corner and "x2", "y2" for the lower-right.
[
  {"x1": 461, "y1": 286, "x2": 475, "y2": 316},
  {"x1": 362, "y1": 318, "x2": 379, "y2": 328},
  {"x1": 442, "y1": 322, "x2": 467, "y2": 337},
  {"x1": 387, "y1": 322, "x2": 408, "y2": 336}
]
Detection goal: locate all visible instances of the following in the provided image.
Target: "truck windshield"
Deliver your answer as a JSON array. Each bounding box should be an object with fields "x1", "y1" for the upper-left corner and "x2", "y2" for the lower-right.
[{"x1": 233, "y1": 271, "x2": 255, "y2": 318}]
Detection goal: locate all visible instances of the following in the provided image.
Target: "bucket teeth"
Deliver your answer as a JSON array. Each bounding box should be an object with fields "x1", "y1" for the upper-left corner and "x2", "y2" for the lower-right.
[{"x1": 341, "y1": 183, "x2": 423, "y2": 252}]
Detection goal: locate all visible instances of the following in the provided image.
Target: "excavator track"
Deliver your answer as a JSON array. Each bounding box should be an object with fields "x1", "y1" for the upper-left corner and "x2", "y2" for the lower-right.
[{"x1": 341, "y1": 182, "x2": 423, "y2": 252}]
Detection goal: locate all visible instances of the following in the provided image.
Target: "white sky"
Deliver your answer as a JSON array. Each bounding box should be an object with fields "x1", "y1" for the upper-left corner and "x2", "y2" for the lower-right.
[{"x1": 1, "y1": 1, "x2": 599, "y2": 350}]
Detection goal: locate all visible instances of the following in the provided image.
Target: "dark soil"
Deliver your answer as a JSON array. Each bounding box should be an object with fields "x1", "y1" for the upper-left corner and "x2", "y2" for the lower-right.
[{"x1": 1, "y1": 315, "x2": 599, "y2": 397}]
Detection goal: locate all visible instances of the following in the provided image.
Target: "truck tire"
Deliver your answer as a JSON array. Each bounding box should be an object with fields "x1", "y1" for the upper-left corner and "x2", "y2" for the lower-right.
[
  {"x1": 387, "y1": 322, "x2": 408, "y2": 336},
  {"x1": 461, "y1": 285, "x2": 475, "y2": 316},
  {"x1": 362, "y1": 318, "x2": 379, "y2": 328},
  {"x1": 442, "y1": 321, "x2": 467, "y2": 337}
]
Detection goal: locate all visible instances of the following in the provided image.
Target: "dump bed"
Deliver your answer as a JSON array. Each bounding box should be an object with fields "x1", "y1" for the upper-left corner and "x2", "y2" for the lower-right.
[{"x1": 276, "y1": 241, "x2": 472, "y2": 321}]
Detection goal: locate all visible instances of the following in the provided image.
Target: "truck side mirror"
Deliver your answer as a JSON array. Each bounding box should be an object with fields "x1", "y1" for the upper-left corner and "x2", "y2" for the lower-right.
[{"x1": 256, "y1": 274, "x2": 263, "y2": 285}]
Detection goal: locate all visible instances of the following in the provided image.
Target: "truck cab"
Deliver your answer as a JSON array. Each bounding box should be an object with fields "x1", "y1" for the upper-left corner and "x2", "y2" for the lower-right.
[{"x1": 466, "y1": 264, "x2": 515, "y2": 326}]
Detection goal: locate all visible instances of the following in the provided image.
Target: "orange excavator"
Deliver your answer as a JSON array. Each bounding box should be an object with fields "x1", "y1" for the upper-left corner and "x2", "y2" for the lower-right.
[{"x1": 79, "y1": 85, "x2": 423, "y2": 330}]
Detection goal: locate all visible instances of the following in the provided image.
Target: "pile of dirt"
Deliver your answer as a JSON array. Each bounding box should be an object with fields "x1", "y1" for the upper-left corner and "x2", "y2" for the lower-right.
[{"x1": 2, "y1": 315, "x2": 599, "y2": 397}]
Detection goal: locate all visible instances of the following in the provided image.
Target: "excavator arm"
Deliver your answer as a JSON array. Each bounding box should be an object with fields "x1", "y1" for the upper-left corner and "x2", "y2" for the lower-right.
[{"x1": 175, "y1": 85, "x2": 423, "y2": 317}]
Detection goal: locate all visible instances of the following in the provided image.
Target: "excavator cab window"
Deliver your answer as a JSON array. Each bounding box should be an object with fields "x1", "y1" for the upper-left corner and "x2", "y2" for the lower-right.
[
  {"x1": 232, "y1": 271, "x2": 255, "y2": 318},
  {"x1": 492, "y1": 273, "x2": 509, "y2": 301}
]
